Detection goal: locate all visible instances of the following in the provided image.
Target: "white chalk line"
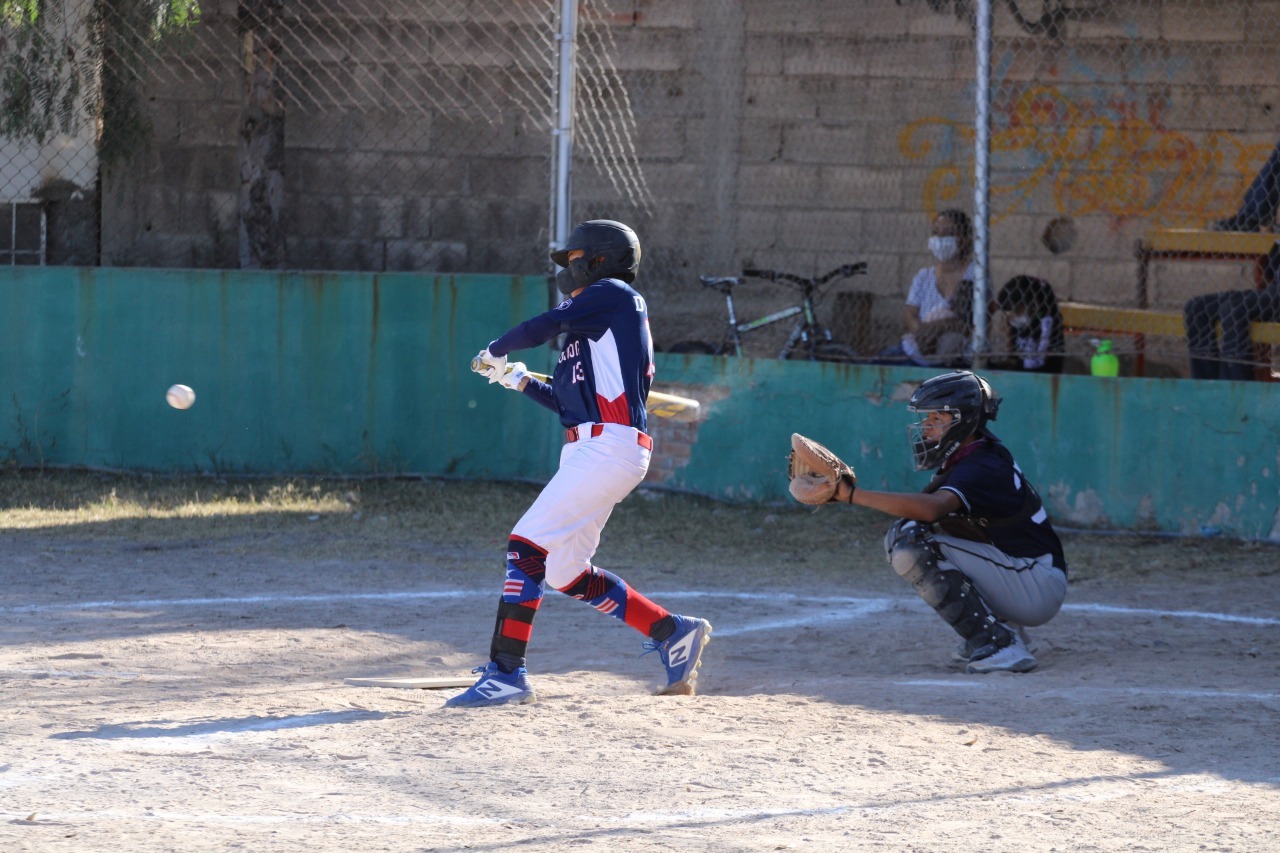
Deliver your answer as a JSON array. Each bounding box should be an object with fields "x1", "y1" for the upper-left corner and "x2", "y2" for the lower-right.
[
  {"x1": 0, "y1": 668, "x2": 195, "y2": 681},
  {"x1": 4, "y1": 589, "x2": 1276, "y2": 627},
  {"x1": 0, "y1": 805, "x2": 851, "y2": 829},
  {"x1": 894, "y1": 680, "x2": 1280, "y2": 702}
]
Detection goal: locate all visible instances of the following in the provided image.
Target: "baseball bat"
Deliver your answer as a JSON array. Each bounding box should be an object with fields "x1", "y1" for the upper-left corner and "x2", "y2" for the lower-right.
[{"x1": 469, "y1": 356, "x2": 701, "y2": 422}]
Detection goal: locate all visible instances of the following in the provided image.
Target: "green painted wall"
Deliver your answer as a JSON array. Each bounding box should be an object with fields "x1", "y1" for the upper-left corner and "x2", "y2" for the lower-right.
[
  {"x1": 650, "y1": 356, "x2": 1280, "y2": 541},
  {"x1": 3, "y1": 268, "x2": 1278, "y2": 541},
  {"x1": 0, "y1": 267, "x2": 559, "y2": 479}
]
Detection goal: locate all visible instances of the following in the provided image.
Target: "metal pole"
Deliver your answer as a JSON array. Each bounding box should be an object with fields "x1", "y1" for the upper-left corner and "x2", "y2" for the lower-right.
[
  {"x1": 549, "y1": 0, "x2": 579, "y2": 271},
  {"x1": 972, "y1": 0, "x2": 993, "y2": 367}
]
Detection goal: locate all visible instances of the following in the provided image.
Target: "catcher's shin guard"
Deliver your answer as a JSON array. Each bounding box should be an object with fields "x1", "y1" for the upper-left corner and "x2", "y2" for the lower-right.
[
  {"x1": 489, "y1": 538, "x2": 548, "y2": 671},
  {"x1": 884, "y1": 520, "x2": 1012, "y2": 652}
]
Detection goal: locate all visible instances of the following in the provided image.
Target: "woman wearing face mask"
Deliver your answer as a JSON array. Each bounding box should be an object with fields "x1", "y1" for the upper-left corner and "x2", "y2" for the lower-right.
[{"x1": 879, "y1": 210, "x2": 977, "y2": 366}]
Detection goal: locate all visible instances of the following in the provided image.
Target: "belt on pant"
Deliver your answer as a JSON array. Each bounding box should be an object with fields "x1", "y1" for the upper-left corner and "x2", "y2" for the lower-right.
[{"x1": 565, "y1": 423, "x2": 653, "y2": 450}]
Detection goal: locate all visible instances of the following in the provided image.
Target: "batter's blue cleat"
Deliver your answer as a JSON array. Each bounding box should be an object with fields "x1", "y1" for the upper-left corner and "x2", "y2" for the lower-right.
[
  {"x1": 645, "y1": 615, "x2": 713, "y2": 696},
  {"x1": 443, "y1": 662, "x2": 536, "y2": 708}
]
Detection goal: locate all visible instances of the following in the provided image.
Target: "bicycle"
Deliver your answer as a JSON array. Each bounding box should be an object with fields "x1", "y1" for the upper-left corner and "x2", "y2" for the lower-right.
[{"x1": 666, "y1": 262, "x2": 868, "y2": 361}]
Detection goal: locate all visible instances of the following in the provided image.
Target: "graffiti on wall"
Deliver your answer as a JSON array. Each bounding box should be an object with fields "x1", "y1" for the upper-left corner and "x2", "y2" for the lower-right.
[{"x1": 899, "y1": 84, "x2": 1271, "y2": 226}]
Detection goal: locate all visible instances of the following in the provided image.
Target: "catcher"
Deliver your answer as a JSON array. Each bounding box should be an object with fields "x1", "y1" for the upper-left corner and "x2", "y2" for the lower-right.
[{"x1": 788, "y1": 370, "x2": 1067, "y2": 673}]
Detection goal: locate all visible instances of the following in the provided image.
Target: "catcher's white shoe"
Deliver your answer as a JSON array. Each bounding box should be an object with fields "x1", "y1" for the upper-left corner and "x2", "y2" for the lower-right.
[
  {"x1": 965, "y1": 628, "x2": 1037, "y2": 674},
  {"x1": 952, "y1": 625, "x2": 1036, "y2": 664}
]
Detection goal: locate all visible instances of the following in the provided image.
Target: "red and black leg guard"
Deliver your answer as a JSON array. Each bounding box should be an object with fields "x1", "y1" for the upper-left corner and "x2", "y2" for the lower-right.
[{"x1": 489, "y1": 536, "x2": 547, "y2": 672}]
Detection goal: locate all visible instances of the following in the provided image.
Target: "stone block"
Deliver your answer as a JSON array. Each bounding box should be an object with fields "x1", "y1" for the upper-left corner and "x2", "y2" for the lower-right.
[
  {"x1": 818, "y1": 166, "x2": 904, "y2": 210},
  {"x1": 283, "y1": 152, "x2": 342, "y2": 197},
  {"x1": 1148, "y1": 259, "x2": 1256, "y2": 310},
  {"x1": 879, "y1": 121, "x2": 964, "y2": 170},
  {"x1": 908, "y1": 9, "x2": 974, "y2": 39},
  {"x1": 633, "y1": 116, "x2": 689, "y2": 161},
  {"x1": 1068, "y1": 259, "x2": 1144, "y2": 305},
  {"x1": 825, "y1": 4, "x2": 911, "y2": 38},
  {"x1": 179, "y1": 189, "x2": 235, "y2": 239},
  {"x1": 860, "y1": 37, "x2": 967, "y2": 81},
  {"x1": 1217, "y1": 46, "x2": 1280, "y2": 90},
  {"x1": 740, "y1": 163, "x2": 822, "y2": 205},
  {"x1": 1161, "y1": 3, "x2": 1246, "y2": 42},
  {"x1": 1245, "y1": 2, "x2": 1280, "y2": 42},
  {"x1": 430, "y1": 21, "x2": 527, "y2": 69},
  {"x1": 745, "y1": 0, "x2": 824, "y2": 34},
  {"x1": 860, "y1": 210, "x2": 930, "y2": 258},
  {"x1": 743, "y1": 75, "x2": 821, "y2": 121},
  {"x1": 744, "y1": 34, "x2": 785, "y2": 77},
  {"x1": 285, "y1": 193, "x2": 343, "y2": 238},
  {"x1": 778, "y1": 208, "x2": 865, "y2": 252},
  {"x1": 781, "y1": 122, "x2": 868, "y2": 165},
  {"x1": 625, "y1": 71, "x2": 700, "y2": 117},
  {"x1": 469, "y1": 157, "x2": 546, "y2": 201},
  {"x1": 184, "y1": 103, "x2": 242, "y2": 147},
  {"x1": 606, "y1": 29, "x2": 687, "y2": 72},
  {"x1": 637, "y1": 0, "x2": 696, "y2": 30},
  {"x1": 736, "y1": 208, "x2": 782, "y2": 253},
  {"x1": 737, "y1": 119, "x2": 785, "y2": 164},
  {"x1": 383, "y1": 238, "x2": 468, "y2": 272},
  {"x1": 781, "y1": 35, "x2": 870, "y2": 77}
]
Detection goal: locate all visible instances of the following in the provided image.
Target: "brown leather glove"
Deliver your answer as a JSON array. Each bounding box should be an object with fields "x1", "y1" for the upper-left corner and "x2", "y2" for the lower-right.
[{"x1": 787, "y1": 433, "x2": 856, "y2": 505}]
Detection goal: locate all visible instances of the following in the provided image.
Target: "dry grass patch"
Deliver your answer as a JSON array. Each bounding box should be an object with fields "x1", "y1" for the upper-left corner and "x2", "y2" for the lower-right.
[{"x1": 1, "y1": 469, "x2": 1273, "y2": 585}]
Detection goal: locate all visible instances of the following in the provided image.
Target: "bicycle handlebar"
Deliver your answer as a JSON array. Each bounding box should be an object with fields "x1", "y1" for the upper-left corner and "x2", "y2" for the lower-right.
[
  {"x1": 740, "y1": 262, "x2": 867, "y2": 288},
  {"x1": 699, "y1": 263, "x2": 866, "y2": 294}
]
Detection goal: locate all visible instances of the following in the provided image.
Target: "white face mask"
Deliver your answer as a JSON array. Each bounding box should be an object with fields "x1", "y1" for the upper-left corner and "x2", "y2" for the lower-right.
[
  {"x1": 928, "y1": 236, "x2": 960, "y2": 262},
  {"x1": 1009, "y1": 314, "x2": 1032, "y2": 330}
]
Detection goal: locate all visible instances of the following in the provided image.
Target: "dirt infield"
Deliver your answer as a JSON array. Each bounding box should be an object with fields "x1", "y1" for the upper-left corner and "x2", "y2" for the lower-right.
[{"x1": 2, "y1": 474, "x2": 1278, "y2": 851}]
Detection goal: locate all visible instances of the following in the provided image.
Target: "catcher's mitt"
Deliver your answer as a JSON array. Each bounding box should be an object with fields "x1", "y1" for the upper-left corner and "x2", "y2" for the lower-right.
[{"x1": 787, "y1": 433, "x2": 857, "y2": 505}]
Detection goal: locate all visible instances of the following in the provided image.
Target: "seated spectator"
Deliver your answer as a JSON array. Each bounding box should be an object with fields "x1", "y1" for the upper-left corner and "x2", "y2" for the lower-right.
[
  {"x1": 1212, "y1": 139, "x2": 1280, "y2": 232},
  {"x1": 991, "y1": 276, "x2": 1065, "y2": 374},
  {"x1": 1183, "y1": 241, "x2": 1280, "y2": 380},
  {"x1": 877, "y1": 209, "x2": 977, "y2": 367}
]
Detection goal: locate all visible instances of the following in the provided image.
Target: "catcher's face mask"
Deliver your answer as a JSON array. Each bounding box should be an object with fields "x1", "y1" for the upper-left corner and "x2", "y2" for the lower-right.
[{"x1": 908, "y1": 408, "x2": 969, "y2": 471}]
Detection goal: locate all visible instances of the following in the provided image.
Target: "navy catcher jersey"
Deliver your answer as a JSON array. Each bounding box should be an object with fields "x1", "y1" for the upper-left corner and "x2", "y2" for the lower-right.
[
  {"x1": 488, "y1": 278, "x2": 655, "y2": 431},
  {"x1": 937, "y1": 439, "x2": 1068, "y2": 572}
]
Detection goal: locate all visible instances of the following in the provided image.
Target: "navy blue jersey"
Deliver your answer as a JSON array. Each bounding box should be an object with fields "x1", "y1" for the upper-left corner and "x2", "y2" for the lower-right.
[
  {"x1": 489, "y1": 278, "x2": 654, "y2": 431},
  {"x1": 937, "y1": 439, "x2": 1067, "y2": 572}
]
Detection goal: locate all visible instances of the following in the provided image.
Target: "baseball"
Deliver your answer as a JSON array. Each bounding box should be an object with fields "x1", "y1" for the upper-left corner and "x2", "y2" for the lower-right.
[{"x1": 166, "y1": 384, "x2": 196, "y2": 410}]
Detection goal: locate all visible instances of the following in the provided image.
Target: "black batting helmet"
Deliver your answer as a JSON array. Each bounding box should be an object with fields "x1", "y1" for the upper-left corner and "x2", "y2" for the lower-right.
[
  {"x1": 550, "y1": 220, "x2": 642, "y2": 292},
  {"x1": 907, "y1": 370, "x2": 1001, "y2": 471}
]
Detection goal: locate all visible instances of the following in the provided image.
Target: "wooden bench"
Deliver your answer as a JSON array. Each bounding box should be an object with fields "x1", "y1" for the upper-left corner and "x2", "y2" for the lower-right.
[
  {"x1": 1136, "y1": 228, "x2": 1278, "y2": 307},
  {"x1": 1059, "y1": 301, "x2": 1280, "y2": 378}
]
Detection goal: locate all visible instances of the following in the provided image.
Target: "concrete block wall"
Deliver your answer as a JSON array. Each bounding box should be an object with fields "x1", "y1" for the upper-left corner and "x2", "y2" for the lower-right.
[{"x1": 70, "y1": 0, "x2": 1280, "y2": 373}]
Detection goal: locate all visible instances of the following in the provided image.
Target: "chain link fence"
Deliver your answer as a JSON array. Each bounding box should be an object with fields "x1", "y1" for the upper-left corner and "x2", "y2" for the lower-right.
[{"x1": 3, "y1": 0, "x2": 1278, "y2": 378}]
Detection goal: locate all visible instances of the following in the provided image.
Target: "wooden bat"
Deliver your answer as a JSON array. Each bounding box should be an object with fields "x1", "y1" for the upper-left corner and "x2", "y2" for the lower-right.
[{"x1": 470, "y1": 356, "x2": 701, "y2": 422}]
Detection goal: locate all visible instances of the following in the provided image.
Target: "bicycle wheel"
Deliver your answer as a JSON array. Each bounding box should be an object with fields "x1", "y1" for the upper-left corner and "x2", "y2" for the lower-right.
[
  {"x1": 807, "y1": 342, "x2": 858, "y2": 363},
  {"x1": 664, "y1": 340, "x2": 719, "y2": 355}
]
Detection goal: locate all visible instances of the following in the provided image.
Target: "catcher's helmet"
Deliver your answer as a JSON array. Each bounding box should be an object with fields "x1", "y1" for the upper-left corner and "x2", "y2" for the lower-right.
[
  {"x1": 550, "y1": 220, "x2": 641, "y2": 292},
  {"x1": 907, "y1": 370, "x2": 1001, "y2": 471}
]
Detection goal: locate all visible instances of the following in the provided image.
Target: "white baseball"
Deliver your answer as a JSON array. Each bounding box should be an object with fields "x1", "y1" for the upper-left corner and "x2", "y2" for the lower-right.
[{"x1": 166, "y1": 384, "x2": 196, "y2": 410}]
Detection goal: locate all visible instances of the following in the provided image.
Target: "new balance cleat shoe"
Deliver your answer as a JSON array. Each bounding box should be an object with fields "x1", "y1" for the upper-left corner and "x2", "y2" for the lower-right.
[
  {"x1": 965, "y1": 627, "x2": 1037, "y2": 674},
  {"x1": 443, "y1": 662, "x2": 536, "y2": 708},
  {"x1": 645, "y1": 615, "x2": 712, "y2": 696}
]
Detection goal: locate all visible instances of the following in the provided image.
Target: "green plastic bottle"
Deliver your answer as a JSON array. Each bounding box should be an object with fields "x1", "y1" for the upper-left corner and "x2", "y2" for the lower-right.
[{"x1": 1090, "y1": 339, "x2": 1119, "y2": 377}]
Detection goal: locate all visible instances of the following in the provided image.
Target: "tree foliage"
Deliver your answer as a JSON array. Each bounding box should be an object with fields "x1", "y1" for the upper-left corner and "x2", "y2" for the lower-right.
[{"x1": 1, "y1": 1, "x2": 201, "y2": 170}]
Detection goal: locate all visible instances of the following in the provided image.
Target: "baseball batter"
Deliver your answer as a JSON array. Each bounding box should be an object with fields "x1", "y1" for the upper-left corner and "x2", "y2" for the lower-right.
[
  {"x1": 788, "y1": 370, "x2": 1067, "y2": 673},
  {"x1": 447, "y1": 219, "x2": 712, "y2": 708}
]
